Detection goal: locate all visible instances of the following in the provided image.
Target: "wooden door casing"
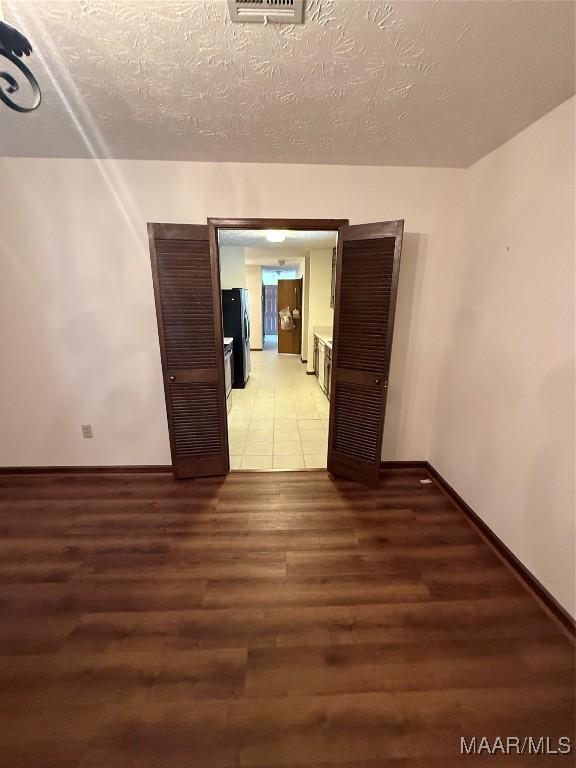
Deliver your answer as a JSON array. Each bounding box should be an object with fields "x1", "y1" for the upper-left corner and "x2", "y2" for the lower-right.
[
  {"x1": 277, "y1": 278, "x2": 302, "y2": 355},
  {"x1": 328, "y1": 221, "x2": 404, "y2": 486},
  {"x1": 148, "y1": 223, "x2": 229, "y2": 480},
  {"x1": 330, "y1": 246, "x2": 337, "y2": 309}
]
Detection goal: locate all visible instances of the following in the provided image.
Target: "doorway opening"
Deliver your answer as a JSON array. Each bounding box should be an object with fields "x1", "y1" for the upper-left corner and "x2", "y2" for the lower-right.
[
  {"x1": 148, "y1": 217, "x2": 403, "y2": 485},
  {"x1": 262, "y1": 265, "x2": 300, "y2": 351},
  {"x1": 217, "y1": 227, "x2": 338, "y2": 471}
]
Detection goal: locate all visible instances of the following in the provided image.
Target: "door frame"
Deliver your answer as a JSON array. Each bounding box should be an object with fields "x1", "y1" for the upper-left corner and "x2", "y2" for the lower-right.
[{"x1": 208, "y1": 218, "x2": 348, "y2": 472}]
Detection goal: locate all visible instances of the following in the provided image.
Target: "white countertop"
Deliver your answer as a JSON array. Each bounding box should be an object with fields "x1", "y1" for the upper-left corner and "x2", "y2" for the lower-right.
[{"x1": 314, "y1": 330, "x2": 333, "y2": 349}]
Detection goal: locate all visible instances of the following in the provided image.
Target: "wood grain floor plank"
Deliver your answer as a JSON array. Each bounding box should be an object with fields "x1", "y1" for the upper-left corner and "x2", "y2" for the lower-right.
[
  {"x1": 62, "y1": 596, "x2": 564, "y2": 654},
  {"x1": 245, "y1": 638, "x2": 572, "y2": 697},
  {"x1": 203, "y1": 574, "x2": 430, "y2": 609},
  {"x1": 75, "y1": 551, "x2": 287, "y2": 581},
  {"x1": 0, "y1": 649, "x2": 247, "y2": 711}
]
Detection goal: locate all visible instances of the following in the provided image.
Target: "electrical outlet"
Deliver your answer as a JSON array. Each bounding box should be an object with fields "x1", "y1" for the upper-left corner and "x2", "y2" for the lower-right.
[{"x1": 81, "y1": 424, "x2": 93, "y2": 439}]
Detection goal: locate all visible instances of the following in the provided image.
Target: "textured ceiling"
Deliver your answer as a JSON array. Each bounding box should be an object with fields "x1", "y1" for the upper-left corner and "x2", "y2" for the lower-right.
[
  {"x1": 0, "y1": 0, "x2": 574, "y2": 166},
  {"x1": 219, "y1": 229, "x2": 337, "y2": 249}
]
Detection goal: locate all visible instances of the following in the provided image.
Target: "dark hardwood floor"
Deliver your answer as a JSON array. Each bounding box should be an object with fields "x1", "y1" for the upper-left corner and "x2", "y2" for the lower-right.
[{"x1": 0, "y1": 468, "x2": 573, "y2": 767}]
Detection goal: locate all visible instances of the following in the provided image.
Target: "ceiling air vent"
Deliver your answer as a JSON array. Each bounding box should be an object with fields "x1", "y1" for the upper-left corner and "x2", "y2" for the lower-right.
[{"x1": 227, "y1": 0, "x2": 304, "y2": 24}]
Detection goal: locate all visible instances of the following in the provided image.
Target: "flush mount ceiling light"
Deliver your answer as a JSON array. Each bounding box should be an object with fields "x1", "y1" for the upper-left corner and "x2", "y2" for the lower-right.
[
  {"x1": 266, "y1": 231, "x2": 287, "y2": 243},
  {"x1": 0, "y1": 11, "x2": 41, "y2": 113}
]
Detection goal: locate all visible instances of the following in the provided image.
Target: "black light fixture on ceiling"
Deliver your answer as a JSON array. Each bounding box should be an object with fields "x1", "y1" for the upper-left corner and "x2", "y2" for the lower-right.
[{"x1": 0, "y1": 11, "x2": 41, "y2": 112}]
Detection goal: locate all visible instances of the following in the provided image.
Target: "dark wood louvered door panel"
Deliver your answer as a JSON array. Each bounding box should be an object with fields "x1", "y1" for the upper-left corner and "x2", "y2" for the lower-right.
[
  {"x1": 328, "y1": 221, "x2": 404, "y2": 486},
  {"x1": 148, "y1": 224, "x2": 228, "y2": 479}
]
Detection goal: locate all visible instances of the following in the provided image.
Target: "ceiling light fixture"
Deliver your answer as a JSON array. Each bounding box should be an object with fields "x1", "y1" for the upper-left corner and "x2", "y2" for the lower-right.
[
  {"x1": 266, "y1": 231, "x2": 286, "y2": 243},
  {"x1": 0, "y1": 12, "x2": 41, "y2": 112}
]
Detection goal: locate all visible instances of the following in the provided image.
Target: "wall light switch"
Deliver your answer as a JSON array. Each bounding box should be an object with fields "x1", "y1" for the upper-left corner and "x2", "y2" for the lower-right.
[{"x1": 81, "y1": 424, "x2": 93, "y2": 439}]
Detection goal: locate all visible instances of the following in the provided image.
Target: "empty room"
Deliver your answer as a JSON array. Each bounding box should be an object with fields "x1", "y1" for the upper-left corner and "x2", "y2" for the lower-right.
[{"x1": 0, "y1": 1, "x2": 574, "y2": 766}]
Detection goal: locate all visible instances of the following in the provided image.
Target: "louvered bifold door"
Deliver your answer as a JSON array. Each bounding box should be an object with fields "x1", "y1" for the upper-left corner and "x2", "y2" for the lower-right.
[
  {"x1": 328, "y1": 221, "x2": 404, "y2": 486},
  {"x1": 148, "y1": 223, "x2": 229, "y2": 479}
]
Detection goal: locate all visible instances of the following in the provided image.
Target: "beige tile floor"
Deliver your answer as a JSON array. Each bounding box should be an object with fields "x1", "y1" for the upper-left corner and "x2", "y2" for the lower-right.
[{"x1": 227, "y1": 336, "x2": 329, "y2": 470}]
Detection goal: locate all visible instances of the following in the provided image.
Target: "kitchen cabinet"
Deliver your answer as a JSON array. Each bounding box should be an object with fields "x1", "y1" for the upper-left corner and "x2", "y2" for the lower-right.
[
  {"x1": 313, "y1": 330, "x2": 332, "y2": 400},
  {"x1": 324, "y1": 344, "x2": 332, "y2": 399},
  {"x1": 317, "y1": 341, "x2": 326, "y2": 392},
  {"x1": 223, "y1": 338, "x2": 234, "y2": 414}
]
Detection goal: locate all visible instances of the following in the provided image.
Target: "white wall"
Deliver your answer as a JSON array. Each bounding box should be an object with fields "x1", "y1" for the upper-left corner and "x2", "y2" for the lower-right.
[
  {"x1": 0, "y1": 159, "x2": 464, "y2": 468},
  {"x1": 261, "y1": 267, "x2": 300, "y2": 285},
  {"x1": 306, "y1": 248, "x2": 335, "y2": 373},
  {"x1": 429, "y1": 97, "x2": 575, "y2": 617},
  {"x1": 245, "y1": 264, "x2": 263, "y2": 350},
  {"x1": 299, "y1": 257, "x2": 310, "y2": 361},
  {"x1": 219, "y1": 245, "x2": 246, "y2": 289}
]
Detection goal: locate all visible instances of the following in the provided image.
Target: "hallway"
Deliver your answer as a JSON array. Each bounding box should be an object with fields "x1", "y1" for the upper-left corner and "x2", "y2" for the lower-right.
[{"x1": 227, "y1": 337, "x2": 329, "y2": 470}]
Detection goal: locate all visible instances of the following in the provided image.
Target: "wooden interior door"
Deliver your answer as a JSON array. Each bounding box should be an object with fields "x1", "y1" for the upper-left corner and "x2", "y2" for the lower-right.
[
  {"x1": 328, "y1": 221, "x2": 404, "y2": 485},
  {"x1": 148, "y1": 223, "x2": 229, "y2": 479},
  {"x1": 277, "y1": 278, "x2": 302, "y2": 354}
]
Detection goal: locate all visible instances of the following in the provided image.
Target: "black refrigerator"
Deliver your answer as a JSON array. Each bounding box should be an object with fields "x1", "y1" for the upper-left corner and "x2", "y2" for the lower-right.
[{"x1": 221, "y1": 288, "x2": 251, "y2": 388}]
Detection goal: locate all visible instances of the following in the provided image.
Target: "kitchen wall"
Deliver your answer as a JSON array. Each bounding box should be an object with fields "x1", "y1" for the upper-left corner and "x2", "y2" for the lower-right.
[
  {"x1": 298, "y1": 256, "x2": 310, "y2": 361},
  {"x1": 429, "y1": 96, "x2": 575, "y2": 617},
  {"x1": 0, "y1": 158, "x2": 463, "y2": 468},
  {"x1": 261, "y1": 267, "x2": 300, "y2": 285},
  {"x1": 245, "y1": 264, "x2": 263, "y2": 350},
  {"x1": 219, "y1": 245, "x2": 246, "y2": 289},
  {"x1": 306, "y1": 248, "x2": 335, "y2": 373}
]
